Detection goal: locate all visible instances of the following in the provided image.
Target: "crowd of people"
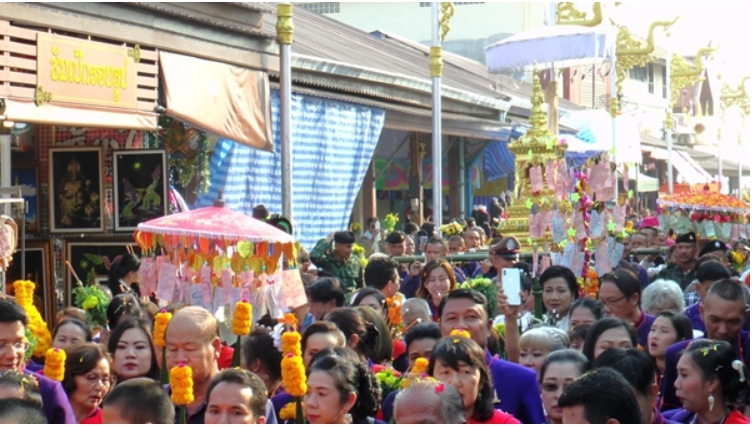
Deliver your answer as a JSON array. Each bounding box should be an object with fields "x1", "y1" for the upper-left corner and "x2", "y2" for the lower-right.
[{"x1": 0, "y1": 211, "x2": 749, "y2": 424}]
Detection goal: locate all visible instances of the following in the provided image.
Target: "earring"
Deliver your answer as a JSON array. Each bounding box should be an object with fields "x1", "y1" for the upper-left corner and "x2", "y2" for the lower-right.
[{"x1": 708, "y1": 394, "x2": 715, "y2": 412}]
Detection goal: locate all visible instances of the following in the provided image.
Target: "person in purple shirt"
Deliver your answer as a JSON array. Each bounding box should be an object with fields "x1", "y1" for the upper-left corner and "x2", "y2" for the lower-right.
[
  {"x1": 437, "y1": 289, "x2": 545, "y2": 424},
  {"x1": 0, "y1": 298, "x2": 75, "y2": 424},
  {"x1": 599, "y1": 268, "x2": 655, "y2": 348},
  {"x1": 685, "y1": 262, "x2": 733, "y2": 332},
  {"x1": 659, "y1": 280, "x2": 750, "y2": 411}
]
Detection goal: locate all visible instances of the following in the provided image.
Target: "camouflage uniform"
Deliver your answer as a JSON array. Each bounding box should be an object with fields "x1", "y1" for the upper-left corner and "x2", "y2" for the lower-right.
[
  {"x1": 656, "y1": 263, "x2": 697, "y2": 291},
  {"x1": 310, "y1": 238, "x2": 364, "y2": 297}
]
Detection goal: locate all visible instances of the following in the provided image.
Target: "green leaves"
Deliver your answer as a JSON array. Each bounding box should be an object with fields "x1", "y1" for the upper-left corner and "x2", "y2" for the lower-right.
[
  {"x1": 571, "y1": 193, "x2": 581, "y2": 203},
  {"x1": 567, "y1": 228, "x2": 576, "y2": 238}
]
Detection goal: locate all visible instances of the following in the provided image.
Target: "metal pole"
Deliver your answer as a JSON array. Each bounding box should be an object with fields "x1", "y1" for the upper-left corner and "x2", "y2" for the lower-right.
[
  {"x1": 718, "y1": 132, "x2": 723, "y2": 191},
  {"x1": 458, "y1": 137, "x2": 466, "y2": 218},
  {"x1": 738, "y1": 133, "x2": 743, "y2": 196},
  {"x1": 610, "y1": 24, "x2": 619, "y2": 200},
  {"x1": 277, "y1": 4, "x2": 294, "y2": 219},
  {"x1": 666, "y1": 51, "x2": 674, "y2": 194},
  {"x1": 431, "y1": 2, "x2": 443, "y2": 229}
]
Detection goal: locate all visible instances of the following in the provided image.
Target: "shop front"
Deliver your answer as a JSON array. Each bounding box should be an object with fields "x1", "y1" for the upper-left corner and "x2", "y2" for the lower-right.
[{"x1": 0, "y1": 6, "x2": 275, "y2": 322}]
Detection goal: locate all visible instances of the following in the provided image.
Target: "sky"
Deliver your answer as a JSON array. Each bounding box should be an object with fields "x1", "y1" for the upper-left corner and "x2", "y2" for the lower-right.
[{"x1": 593, "y1": 2, "x2": 750, "y2": 85}]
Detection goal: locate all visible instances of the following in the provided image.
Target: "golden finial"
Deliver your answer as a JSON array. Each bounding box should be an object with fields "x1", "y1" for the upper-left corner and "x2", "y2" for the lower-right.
[
  {"x1": 557, "y1": 2, "x2": 603, "y2": 27},
  {"x1": 440, "y1": 2, "x2": 455, "y2": 43},
  {"x1": 276, "y1": 3, "x2": 294, "y2": 45},
  {"x1": 527, "y1": 67, "x2": 548, "y2": 137}
]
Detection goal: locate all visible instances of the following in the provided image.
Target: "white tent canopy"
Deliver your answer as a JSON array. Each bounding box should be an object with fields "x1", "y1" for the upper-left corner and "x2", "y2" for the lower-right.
[{"x1": 617, "y1": 169, "x2": 659, "y2": 192}]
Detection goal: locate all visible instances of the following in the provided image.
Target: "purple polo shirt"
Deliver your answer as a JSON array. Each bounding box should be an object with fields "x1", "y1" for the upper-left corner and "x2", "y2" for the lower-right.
[
  {"x1": 24, "y1": 369, "x2": 76, "y2": 424},
  {"x1": 685, "y1": 302, "x2": 751, "y2": 334},
  {"x1": 634, "y1": 310, "x2": 655, "y2": 350},
  {"x1": 484, "y1": 350, "x2": 545, "y2": 424}
]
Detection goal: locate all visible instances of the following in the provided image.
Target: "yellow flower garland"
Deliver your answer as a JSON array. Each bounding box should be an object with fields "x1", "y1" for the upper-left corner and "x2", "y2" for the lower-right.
[
  {"x1": 281, "y1": 354, "x2": 307, "y2": 397},
  {"x1": 170, "y1": 364, "x2": 195, "y2": 406},
  {"x1": 279, "y1": 402, "x2": 301, "y2": 421},
  {"x1": 13, "y1": 280, "x2": 51, "y2": 358},
  {"x1": 412, "y1": 357, "x2": 429, "y2": 375},
  {"x1": 449, "y1": 328, "x2": 471, "y2": 339},
  {"x1": 232, "y1": 299, "x2": 253, "y2": 336},
  {"x1": 43, "y1": 348, "x2": 66, "y2": 382},
  {"x1": 153, "y1": 310, "x2": 172, "y2": 348},
  {"x1": 281, "y1": 331, "x2": 302, "y2": 357}
]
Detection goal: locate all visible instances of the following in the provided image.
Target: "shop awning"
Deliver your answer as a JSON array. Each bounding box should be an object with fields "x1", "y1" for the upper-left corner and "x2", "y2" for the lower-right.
[
  {"x1": 1, "y1": 99, "x2": 157, "y2": 130},
  {"x1": 159, "y1": 51, "x2": 273, "y2": 152},
  {"x1": 618, "y1": 169, "x2": 659, "y2": 192},
  {"x1": 649, "y1": 148, "x2": 712, "y2": 185}
]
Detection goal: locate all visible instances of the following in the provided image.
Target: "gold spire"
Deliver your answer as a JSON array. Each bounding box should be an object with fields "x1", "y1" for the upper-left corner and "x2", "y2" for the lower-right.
[{"x1": 514, "y1": 66, "x2": 560, "y2": 149}]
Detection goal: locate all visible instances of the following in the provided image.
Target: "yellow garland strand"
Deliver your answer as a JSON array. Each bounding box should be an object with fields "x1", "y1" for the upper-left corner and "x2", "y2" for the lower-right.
[
  {"x1": 281, "y1": 331, "x2": 302, "y2": 358},
  {"x1": 43, "y1": 348, "x2": 66, "y2": 382},
  {"x1": 279, "y1": 402, "x2": 301, "y2": 421},
  {"x1": 170, "y1": 364, "x2": 195, "y2": 406},
  {"x1": 412, "y1": 357, "x2": 429, "y2": 375},
  {"x1": 449, "y1": 328, "x2": 471, "y2": 339},
  {"x1": 231, "y1": 299, "x2": 253, "y2": 336},
  {"x1": 153, "y1": 310, "x2": 172, "y2": 348},
  {"x1": 14, "y1": 280, "x2": 52, "y2": 358},
  {"x1": 281, "y1": 354, "x2": 307, "y2": 397}
]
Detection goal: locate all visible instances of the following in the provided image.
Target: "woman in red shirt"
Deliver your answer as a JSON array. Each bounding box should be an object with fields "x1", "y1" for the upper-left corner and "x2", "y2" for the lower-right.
[{"x1": 428, "y1": 336, "x2": 520, "y2": 424}]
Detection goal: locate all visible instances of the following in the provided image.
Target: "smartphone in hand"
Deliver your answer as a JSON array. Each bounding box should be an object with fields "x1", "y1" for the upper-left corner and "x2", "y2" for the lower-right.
[{"x1": 502, "y1": 268, "x2": 522, "y2": 306}]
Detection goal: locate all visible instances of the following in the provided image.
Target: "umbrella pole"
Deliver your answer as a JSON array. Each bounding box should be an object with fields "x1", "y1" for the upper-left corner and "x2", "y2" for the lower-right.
[
  {"x1": 431, "y1": 2, "x2": 443, "y2": 230},
  {"x1": 610, "y1": 23, "x2": 619, "y2": 201},
  {"x1": 666, "y1": 50, "x2": 674, "y2": 194}
]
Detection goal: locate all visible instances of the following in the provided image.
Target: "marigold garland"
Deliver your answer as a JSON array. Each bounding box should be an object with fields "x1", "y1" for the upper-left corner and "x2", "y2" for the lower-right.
[
  {"x1": 449, "y1": 328, "x2": 471, "y2": 339},
  {"x1": 153, "y1": 310, "x2": 172, "y2": 348},
  {"x1": 279, "y1": 402, "x2": 301, "y2": 421},
  {"x1": 170, "y1": 363, "x2": 195, "y2": 406},
  {"x1": 386, "y1": 294, "x2": 404, "y2": 338},
  {"x1": 412, "y1": 357, "x2": 429, "y2": 375},
  {"x1": 13, "y1": 280, "x2": 51, "y2": 358},
  {"x1": 281, "y1": 354, "x2": 307, "y2": 397},
  {"x1": 280, "y1": 312, "x2": 298, "y2": 328},
  {"x1": 232, "y1": 299, "x2": 253, "y2": 336},
  {"x1": 281, "y1": 331, "x2": 302, "y2": 358},
  {"x1": 43, "y1": 348, "x2": 66, "y2": 382}
]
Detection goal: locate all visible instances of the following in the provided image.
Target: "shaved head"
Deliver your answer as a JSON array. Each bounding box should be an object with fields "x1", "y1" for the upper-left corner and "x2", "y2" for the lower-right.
[
  {"x1": 168, "y1": 306, "x2": 219, "y2": 343},
  {"x1": 165, "y1": 306, "x2": 220, "y2": 391}
]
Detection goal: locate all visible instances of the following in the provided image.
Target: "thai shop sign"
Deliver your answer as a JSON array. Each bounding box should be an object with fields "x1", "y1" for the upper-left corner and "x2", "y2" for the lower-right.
[{"x1": 36, "y1": 33, "x2": 139, "y2": 110}]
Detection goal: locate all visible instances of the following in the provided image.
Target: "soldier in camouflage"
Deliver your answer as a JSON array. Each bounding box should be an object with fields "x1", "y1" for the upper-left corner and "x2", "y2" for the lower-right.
[
  {"x1": 656, "y1": 232, "x2": 698, "y2": 290},
  {"x1": 310, "y1": 231, "x2": 364, "y2": 298}
]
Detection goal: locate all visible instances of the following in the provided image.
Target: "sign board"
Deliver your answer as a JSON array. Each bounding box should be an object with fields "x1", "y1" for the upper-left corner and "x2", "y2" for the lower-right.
[{"x1": 36, "y1": 33, "x2": 139, "y2": 110}]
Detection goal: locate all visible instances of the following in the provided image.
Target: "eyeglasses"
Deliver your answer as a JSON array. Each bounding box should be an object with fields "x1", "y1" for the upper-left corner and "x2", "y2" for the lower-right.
[
  {"x1": 0, "y1": 341, "x2": 30, "y2": 353},
  {"x1": 599, "y1": 296, "x2": 627, "y2": 307},
  {"x1": 84, "y1": 374, "x2": 114, "y2": 387}
]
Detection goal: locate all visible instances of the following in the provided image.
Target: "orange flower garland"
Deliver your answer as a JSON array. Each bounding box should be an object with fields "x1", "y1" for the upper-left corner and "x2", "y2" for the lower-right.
[
  {"x1": 153, "y1": 310, "x2": 172, "y2": 348},
  {"x1": 281, "y1": 331, "x2": 302, "y2": 358},
  {"x1": 279, "y1": 402, "x2": 302, "y2": 421},
  {"x1": 281, "y1": 353, "x2": 307, "y2": 397},
  {"x1": 43, "y1": 348, "x2": 65, "y2": 382},
  {"x1": 231, "y1": 299, "x2": 253, "y2": 336},
  {"x1": 449, "y1": 328, "x2": 471, "y2": 339},
  {"x1": 14, "y1": 280, "x2": 51, "y2": 358},
  {"x1": 412, "y1": 357, "x2": 429, "y2": 375},
  {"x1": 170, "y1": 363, "x2": 195, "y2": 406}
]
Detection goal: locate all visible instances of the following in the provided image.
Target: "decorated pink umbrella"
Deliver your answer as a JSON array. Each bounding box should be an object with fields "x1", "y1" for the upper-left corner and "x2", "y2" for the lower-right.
[{"x1": 135, "y1": 193, "x2": 295, "y2": 246}]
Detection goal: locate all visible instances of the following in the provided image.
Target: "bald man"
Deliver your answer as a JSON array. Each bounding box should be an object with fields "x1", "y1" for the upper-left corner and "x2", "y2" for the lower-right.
[{"x1": 165, "y1": 306, "x2": 221, "y2": 424}]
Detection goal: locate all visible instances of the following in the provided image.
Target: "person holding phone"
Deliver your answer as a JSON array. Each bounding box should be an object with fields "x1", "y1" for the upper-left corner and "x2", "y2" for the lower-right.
[{"x1": 355, "y1": 217, "x2": 387, "y2": 257}]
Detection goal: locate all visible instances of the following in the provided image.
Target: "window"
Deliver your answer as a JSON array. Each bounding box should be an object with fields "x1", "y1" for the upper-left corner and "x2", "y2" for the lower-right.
[
  {"x1": 297, "y1": 2, "x2": 340, "y2": 14},
  {"x1": 647, "y1": 65, "x2": 655, "y2": 94},
  {"x1": 629, "y1": 65, "x2": 648, "y2": 83},
  {"x1": 419, "y1": 2, "x2": 484, "y2": 6}
]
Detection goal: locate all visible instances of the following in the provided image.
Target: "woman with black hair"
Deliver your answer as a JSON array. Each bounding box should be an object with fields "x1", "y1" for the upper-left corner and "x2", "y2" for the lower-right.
[
  {"x1": 350, "y1": 288, "x2": 387, "y2": 320},
  {"x1": 107, "y1": 317, "x2": 160, "y2": 382},
  {"x1": 97, "y1": 293, "x2": 142, "y2": 347},
  {"x1": 539, "y1": 349, "x2": 589, "y2": 424},
  {"x1": 668, "y1": 339, "x2": 750, "y2": 424},
  {"x1": 242, "y1": 329, "x2": 283, "y2": 396},
  {"x1": 324, "y1": 308, "x2": 381, "y2": 367},
  {"x1": 429, "y1": 336, "x2": 520, "y2": 424},
  {"x1": 304, "y1": 348, "x2": 382, "y2": 424},
  {"x1": 581, "y1": 317, "x2": 638, "y2": 366},
  {"x1": 598, "y1": 267, "x2": 654, "y2": 348},
  {"x1": 568, "y1": 298, "x2": 604, "y2": 330},
  {"x1": 107, "y1": 253, "x2": 141, "y2": 297},
  {"x1": 52, "y1": 318, "x2": 92, "y2": 351},
  {"x1": 647, "y1": 311, "x2": 693, "y2": 401},
  {"x1": 539, "y1": 266, "x2": 580, "y2": 331},
  {"x1": 355, "y1": 306, "x2": 393, "y2": 366}
]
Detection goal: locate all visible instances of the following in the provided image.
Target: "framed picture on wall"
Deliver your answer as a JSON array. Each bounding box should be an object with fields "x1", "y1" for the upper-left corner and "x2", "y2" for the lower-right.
[
  {"x1": 48, "y1": 147, "x2": 105, "y2": 233},
  {"x1": 9, "y1": 123, "x2": 37, "y2": 163},
  {"x1": 63, "y1": 238, "x2": 141, "y2": 306},
  {"x1": 112, "y1": 149, "x2": 169, "y2": 232},
  {"x1": 5, "y1": 240, "x2": 56, "y2": 325},
  {"x1": 10, "y1": 167, "x2": 40, "y2": 233}
]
